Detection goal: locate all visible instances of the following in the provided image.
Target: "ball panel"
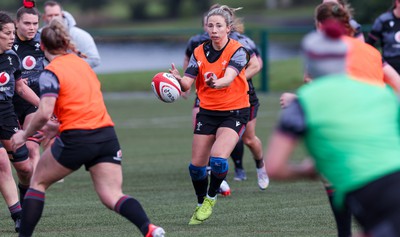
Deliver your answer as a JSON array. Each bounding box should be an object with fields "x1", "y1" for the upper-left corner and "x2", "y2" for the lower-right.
[{"x1": 151, "y1": 72, "x2": 182, "y2": 103}]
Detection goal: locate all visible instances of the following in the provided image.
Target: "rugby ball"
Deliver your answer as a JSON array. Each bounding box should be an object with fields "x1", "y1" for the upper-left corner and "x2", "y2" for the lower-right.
[{"x1": 151, "y1": 72, "x2": 181, "y2": 103}]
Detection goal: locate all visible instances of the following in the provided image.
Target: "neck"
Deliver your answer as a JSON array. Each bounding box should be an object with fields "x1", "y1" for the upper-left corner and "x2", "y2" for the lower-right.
[
  {"x1": 45, "y1": 51, "x2": 63, "y2": 62},
  {"x1": 394, "y1": 7, "x2": 400, "y2": 18},
  {"x1": 212, "y1": 37, "x2": 229, "y2": 51},
  {"x1": 16, "y1": 32, "x2": 29, "y2": 42}
]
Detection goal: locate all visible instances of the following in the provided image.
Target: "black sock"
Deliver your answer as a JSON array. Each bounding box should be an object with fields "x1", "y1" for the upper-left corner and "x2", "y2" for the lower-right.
[
  {"x1": 191, "y1": 177, "x2": 208, "y2": 204},
  {"x1": 114, "y1": 195, "x2": 150, "y2": 236},
  {"x1": 326, "y1": 186, "x2": 352, "y2": 237},
  {"x1": 255, "y1": 159, "x2": 264, "y2": 169},
  {"x1": 231, "y1": 139, "x2": 244, "y2": 169},
  {"x1": 18, "y1": 183, "x2": 29, "y2": 206},
  {"x1": 19, "y1": 188, "x2": 45, "y2": 237},
  {"x1": 208, "y1": 172, "x2": 226, "y2": 197},
  {"x1": 9, "y1": 202, "x2": 22, "y2": 221}
]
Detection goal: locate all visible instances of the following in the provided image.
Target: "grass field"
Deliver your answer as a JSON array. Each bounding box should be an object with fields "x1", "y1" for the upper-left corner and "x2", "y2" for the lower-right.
[
  {"x1": 97, "y1": 57, "x2": 305, "y2": 93},
  {"x1": 0, "y1": 92, "x2": 361, "y2": 236}
]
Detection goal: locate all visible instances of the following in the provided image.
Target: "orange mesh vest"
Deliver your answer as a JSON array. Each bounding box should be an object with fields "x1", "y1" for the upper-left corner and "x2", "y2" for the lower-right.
[
  {"x1": 343, "y1": 36, "x2": 385, "y2": 87},
  {"x1": 45, "y1": 54, "x2": 114, "y2": 132},
  {"x1": 194, "y1": 39, "x2": 250, "y2": 111}
]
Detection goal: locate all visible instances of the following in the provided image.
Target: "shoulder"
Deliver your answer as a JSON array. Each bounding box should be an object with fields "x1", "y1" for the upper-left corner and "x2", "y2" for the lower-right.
[
  {"x1": 189, "y1": 32, "x2": 209, "y2": 44},
  {"x1": 4, "y1": 50, "x2": 20, "y2": 63},
  {"x1": 375, "y1": 11, "x2": 394, "y2": 23},
  {"x1": 343, "y1": 36, "x2": 381, "y2": 55},
  {"x1": 33, "y1": 32, "x2": 41, "y2": 42},
  {"x1": 69, "y1": 26, "x2": 90, "y2": 35},
  {"x1": 5, "y1": 50, "x2": 18, "y2": 58}
]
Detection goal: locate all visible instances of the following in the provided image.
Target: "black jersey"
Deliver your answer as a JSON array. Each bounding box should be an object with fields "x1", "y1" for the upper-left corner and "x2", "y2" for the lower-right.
[
  {"x1": 0, "y1": 50, "x2": 21, "y2": 101},
  {"x1": 185, "y1": 32, "x2": 209, "y2": 59},
  {"x1": 367, "y1": 11, "x2": 400, "y2": 59},
  {"x1": 185, "y1": 31, "x2": 260, "y2": 60},
  {"x1": 12, "y1": 32, "x2": 45, "y2": 96}
]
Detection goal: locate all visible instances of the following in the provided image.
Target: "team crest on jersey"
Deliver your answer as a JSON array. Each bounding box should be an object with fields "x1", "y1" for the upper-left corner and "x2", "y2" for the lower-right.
[
  {"x1": 221, "y1": 60, "x2": 227, "y2": 70},
  {"x1": 13, "y1": 44, "x2": 19, "y2": 51},
  {"x1": 390, "y1": 21, "x2": 395, "y2": 28},
  {"x1": 35, "y1": 43, "x2": 40, "y2": 51},
  {"x1": 22, "y1": 56, "x2": 36, "y2": 70},
  {"x1": 0, "y1": 72, "x2": 10, "y2": 86},
  {"x1": 395, "y1": 31, "x2": 400, "y2": 43},
  {"x1": 197, "y1": 60, "x2": 202, "y2": 67},
  {"x1": 7, "y1": 56, "x2": 12, "y2": 65}
]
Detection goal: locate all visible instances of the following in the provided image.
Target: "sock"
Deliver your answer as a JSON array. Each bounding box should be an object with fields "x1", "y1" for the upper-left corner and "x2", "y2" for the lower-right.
[
  {"x1": 208, "y1": 172, "x2": 226, "y2": 197},
  {"x1": 114, "y1": 195, "x2": 151, "y2": 236},
  {"x1": 230, "y1": 139, "x2": 244, "y2": 169},
  {"x1": 192, "y1": 178, "x2": 208, "y2": 204},
  {"x1": 19, "y1": 188, "x2": 45, "y2": 237},
  {"x1": 208, "y1": 157, "x2": 228, "y2": 197},
  {"x1": 255, "y1": 158, "x2": 264, "y2": 169},
  {"x1": 189, "y1": 164, "x2": 208, "y2": 204},
  {"x1": 9, "y1": 202, "x2": 22, "y2": 221},
  {"x1": 325, "y1": 186, "x2": 352, "y2": 237},
  {"x1": 18, "y1": 183, "x2": 29, "y2": 206}
]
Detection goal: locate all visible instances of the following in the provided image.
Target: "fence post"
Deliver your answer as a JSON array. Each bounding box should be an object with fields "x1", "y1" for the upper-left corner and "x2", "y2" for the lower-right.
[{"x1": 260, "y1": 30, "x2": 269, "y2": 93}]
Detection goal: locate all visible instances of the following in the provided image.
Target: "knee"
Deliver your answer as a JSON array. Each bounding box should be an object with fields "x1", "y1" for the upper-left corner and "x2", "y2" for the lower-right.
[
  {"x1": 10, "y1": 145, "x2": 29, "y2": 162},
  {"x1": 0, "y1": 153, "x2": 10, "y2": 169},
  {"x1": 13, "y1": 162, "x2": 32, "y2": 177},
  {"x1": 100, "y1": 194, "x2": 121, "y2": 209},
  {"x1": 100, "y1": 198, "x2": 113, "y2": 209},
  {"x1": 26, "y1": 142, "x2": 40, "y2": 157},
  {"x1": 242, "y1": 135, "x2": 253, "y2": 146},
  {"x1": 188, "y1": 164, "x2": 207, "y2": 181},
  {"x1": 210, "y1": 157, "x2": 228, "y2": 178},
  {"x1": 242, "y1": 135, "x2": 260, "y2": 147}
]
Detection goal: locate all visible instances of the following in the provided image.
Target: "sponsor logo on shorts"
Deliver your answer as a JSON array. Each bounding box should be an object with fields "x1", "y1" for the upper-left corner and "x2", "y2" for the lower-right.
[{"x1": 113, "y1": 149, "x2": 122, "y2": 161}]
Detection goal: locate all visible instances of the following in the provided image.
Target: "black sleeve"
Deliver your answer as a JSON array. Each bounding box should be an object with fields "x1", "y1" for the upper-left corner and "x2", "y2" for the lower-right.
[{"x1": 277, "y1": 99, "x2": 307, "y2": 137}]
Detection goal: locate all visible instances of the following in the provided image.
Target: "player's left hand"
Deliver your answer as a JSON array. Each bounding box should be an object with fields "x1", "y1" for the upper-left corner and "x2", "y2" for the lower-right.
[
  {"x1": 10, "y1": 130, "x2": 27, "y2": 152},
  {"x1": 204, "y1": 72, "x2": 217, "y2": 88}
]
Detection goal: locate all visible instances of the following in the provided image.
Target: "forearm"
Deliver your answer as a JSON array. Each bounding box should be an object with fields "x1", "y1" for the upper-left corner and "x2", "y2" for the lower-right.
[
  {"x1": 245, "y1": 56, "x2": 261, "y2": 79},
  {"x1": 272, "y1": 162, "x2": 317, "y2": 180},
  {"x1": 24, "y1": 111, "x2": 50, "y2": 139},
  {"x1": 213, "y1": 77, "x2": 234, "y2": 89},
  {"x1": 383, "y1": 64, "x2": 400, "y2": 93},
  {"x1": 15, "y1": 82, "x2": 40, "y2": 107}
]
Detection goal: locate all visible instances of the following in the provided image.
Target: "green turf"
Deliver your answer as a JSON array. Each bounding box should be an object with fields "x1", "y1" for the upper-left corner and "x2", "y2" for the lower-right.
[{"x1": 0, "y1": 93, "x2": 361, "y2": 236}]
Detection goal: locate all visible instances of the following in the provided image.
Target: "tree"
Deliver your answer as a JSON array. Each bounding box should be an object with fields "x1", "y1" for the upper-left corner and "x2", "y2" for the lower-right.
[
  {"x1": 351, "y1": 0, "x2": 392, "y2": 24},
  {"x1": 78, "y1": 0, "x2": 110, "y2": 11}
]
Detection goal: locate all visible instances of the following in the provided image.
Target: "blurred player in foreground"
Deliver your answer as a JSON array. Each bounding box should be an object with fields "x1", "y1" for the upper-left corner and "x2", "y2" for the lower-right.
[{"x1": 265, "y1": 20, "x2": 400, "y2": 237}]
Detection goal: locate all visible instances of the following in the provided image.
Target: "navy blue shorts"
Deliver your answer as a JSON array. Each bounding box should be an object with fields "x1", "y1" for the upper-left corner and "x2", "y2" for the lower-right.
[
  {"x1": 345, "y1": 170, "x2": 400, "y2": 236},
  {"x1": 194, "y1": 107, "x2": 250, "y2": 136},
  {"x1": 14, "y1": 102, "x2": 37, "y2": 125},
  {"x1": 0, "y1": 113, "x2": 21, "y2": 140}
]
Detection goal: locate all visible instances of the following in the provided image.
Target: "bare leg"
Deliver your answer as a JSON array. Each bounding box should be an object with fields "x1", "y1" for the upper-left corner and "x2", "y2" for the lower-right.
[
  {"x1": 19, "y1": 148, "x2": 72, "y2": 236},
  {"x1": 90, "y1": 163, "x2": 161, "y2": 236},
  {"x1": 0, "y1": 147, "x2": 19, "y2": 206}
]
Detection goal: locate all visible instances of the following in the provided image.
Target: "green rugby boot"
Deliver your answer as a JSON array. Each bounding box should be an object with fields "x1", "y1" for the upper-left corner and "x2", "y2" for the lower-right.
[
  {"x1": 195, "y1": 197, "x2": 216, "y2": 221},
  {"x1": 188, "y1": 206, "x2": 203, "y2": 225}
]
